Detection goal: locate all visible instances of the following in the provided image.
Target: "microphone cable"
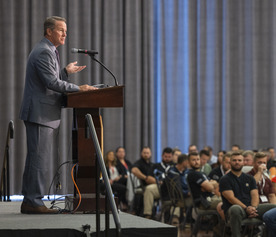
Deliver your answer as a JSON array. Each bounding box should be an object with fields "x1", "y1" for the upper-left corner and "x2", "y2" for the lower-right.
[{"x1": 71, "y1": 163, "x2": 82, "y2": 213}]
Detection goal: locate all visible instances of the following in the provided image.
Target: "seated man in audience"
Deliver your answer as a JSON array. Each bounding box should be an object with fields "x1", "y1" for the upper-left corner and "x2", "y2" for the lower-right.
[
  {"x1": 168, "y1": 154, "x2": 192, "y2": 224},
  {"x1": 187, "y1": 152, "x2": 221, "y2": 211},
  {"x1": 132, "y1": 147, "x2": 173, "y2": 218},
  {"x1": 247, "y1": 152, "x2": 276, "y2": 204},
  {"x1": 208, "y1": 152, "x2": 231, "y2": 182},
  {"x1": 241, "y1": 150, "x2": 254, "y2": 173},
  {"x1": 153, "y1": 147, "x2": 174, "y2": 202},
  {"x1": 153, "y1": 147, "x2": 174, "y2": 176},
  {"x1": 219, "y1": 151, "x2": 276, "y2": 237},
  {"x1": 204, "y1": 145, "x2": 218, "y2": 167},
  {"x1": 188, "y1": 144, "x2": 198, "y2": 154},
  {"x1": 231, "y1": 144, "x2": 241, "y2": 151},
  {"x1": 169, "y1": 154, "x2": 190, "y2": 196},
  {"x1": 199, "y1": 149, "x2": 212, "y2": 176},
  {"x1": 267, "y1": 147, "x2": 276, "y2": 170},
  {"x1": 131, "y1": 147, "x2": 155, "y2": 216},
  {"x1": 263, "y1": 207, "x2": 276, "y2": 237},
  {"x1": 172, "y1": 147, "x2": 182, "y2": 164}
]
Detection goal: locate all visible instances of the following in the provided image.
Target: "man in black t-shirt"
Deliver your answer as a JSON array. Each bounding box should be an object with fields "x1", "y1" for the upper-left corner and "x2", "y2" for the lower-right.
[
  {"x1": 220, "y1": 151, "x2": 276, "y2": 237},
  {"x1": 132, "y1": 147, "x2": 155, "y2": 187},
  {"x1": 131, "y1": 147, "x2": 155, "y2": 216},
  {"x1": 132, "y1": 147, "x2": 174, "y2": 218},
  {"x1": 187, "y1": 152, "x2": 221, "y2": 210}
]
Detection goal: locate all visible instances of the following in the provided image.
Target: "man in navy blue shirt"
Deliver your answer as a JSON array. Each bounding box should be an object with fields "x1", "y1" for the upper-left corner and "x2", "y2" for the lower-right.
[
  {"x1": 169, "y1": 154, "x2": 190, "y2": 197},
  {"x1": 187, "y1": 152, "x2": 221, "y2": 210},
  {"x1": 168, "y1": 154, "x2": 192, "y2": 223}
]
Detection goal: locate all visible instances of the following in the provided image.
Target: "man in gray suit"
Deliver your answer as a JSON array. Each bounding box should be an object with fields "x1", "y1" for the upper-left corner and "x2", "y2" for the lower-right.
[{"x1": 20, "y1": 16, "x2": 96, "y2": 214}]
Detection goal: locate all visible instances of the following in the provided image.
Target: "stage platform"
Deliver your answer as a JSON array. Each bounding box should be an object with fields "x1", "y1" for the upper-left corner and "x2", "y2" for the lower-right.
[{"x1": 0, "y1": 201, "x2": 177, "y2": 237}]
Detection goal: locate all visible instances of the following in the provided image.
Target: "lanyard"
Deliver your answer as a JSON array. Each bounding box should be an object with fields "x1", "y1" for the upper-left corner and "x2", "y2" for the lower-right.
[
  {"x1": 258, "y1": 175, "x2": 266, "y2": 195},
  {"x1": 220, "y1": 165, "x2": 225, "y2": 176}
]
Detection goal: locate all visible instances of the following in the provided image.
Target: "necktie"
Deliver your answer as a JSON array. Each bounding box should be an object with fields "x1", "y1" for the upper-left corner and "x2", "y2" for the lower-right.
[
  {"x1": 55, "y1": 49, "x2": 61, "y2": 78},
  {"x1": 55, "y1": 49, "x2": 60, "y2": 66}
]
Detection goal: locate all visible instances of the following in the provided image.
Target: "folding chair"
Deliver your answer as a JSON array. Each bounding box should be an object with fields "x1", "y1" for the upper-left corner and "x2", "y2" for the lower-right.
[
  {"x1": 154, "y1": 172, "x2": 171, "y2": 223},
  {"x1": 129, "y1": 173, "x2": 144, "y2": 216},
  {"x1": 222, "y1": 216, "x2": 264, "y2": 237},
  {"x1": 164, "y1": 173, "x2": 192, "y2": 227},
  {"x1": 187, "y1": 183, "x2": 220, "y2": 237}
]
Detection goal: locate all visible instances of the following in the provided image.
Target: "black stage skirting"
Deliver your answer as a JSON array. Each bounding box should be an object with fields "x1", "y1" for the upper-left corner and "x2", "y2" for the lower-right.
[{"x1": 0, "y1": 202, "x2": 177, "y2": 237}]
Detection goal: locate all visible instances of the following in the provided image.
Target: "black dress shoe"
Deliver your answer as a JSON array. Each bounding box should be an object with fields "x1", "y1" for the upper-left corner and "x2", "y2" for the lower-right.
[{"x1": 21, "y1": 202, "x2": 59, "y2": 214}]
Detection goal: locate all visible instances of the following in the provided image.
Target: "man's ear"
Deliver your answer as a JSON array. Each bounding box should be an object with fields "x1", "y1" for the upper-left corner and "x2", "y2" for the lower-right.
[{"x1": 46, "y1": 28, "x2": 52, "y2": 36}]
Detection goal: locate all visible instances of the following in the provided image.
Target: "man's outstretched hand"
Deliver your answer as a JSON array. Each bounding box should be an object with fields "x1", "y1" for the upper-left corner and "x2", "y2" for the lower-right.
[{"x1": 66, "y1": 61, "x2": 86, "y2": 75}]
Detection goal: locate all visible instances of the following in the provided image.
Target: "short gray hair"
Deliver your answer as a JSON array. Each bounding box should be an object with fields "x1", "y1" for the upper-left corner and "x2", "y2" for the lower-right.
[
  {"x1": 44, "y1": 16, "x2": 66, "y2": 36},
  {"x1": 242, "y1": 150, "x2": 254, "y2": 158}
]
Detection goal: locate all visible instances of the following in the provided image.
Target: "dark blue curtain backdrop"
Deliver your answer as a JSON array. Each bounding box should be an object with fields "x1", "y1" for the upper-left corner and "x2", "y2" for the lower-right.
[
  {"x1": 154, "y1": 0, "x2": 190, "y2": 161},
  {"x1": 153, "y1": 0, "x2": 276, "y2": 162}
]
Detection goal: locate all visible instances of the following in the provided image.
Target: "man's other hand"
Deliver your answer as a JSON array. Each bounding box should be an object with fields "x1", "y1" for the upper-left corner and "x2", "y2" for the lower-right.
[{"x1": 79, "y1": 85, "x2": 98, "y2": 92}]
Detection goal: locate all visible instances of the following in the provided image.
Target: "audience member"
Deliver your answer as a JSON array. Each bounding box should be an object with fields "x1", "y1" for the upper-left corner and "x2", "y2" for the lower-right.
[
  {"x1": 243, "y1": 150, "x2": 254, "y2": 166},
  {"x1": 187, "y1": 152, "x2": 221, "y2": 211},
  {"x1": 131, "y1": 147, "x2": 155, "y2": 216},
  {"x1": 172, "y1": 147, "x2": 182, "y2": 164},
  {"x1": 131, "y1": 147, "x2": 155, "y2": 186},
  {"x1": 247, "y1": 152, "x2": 276, "y2": 204},
  {"x1": 132, "y1": 147, "x2": 174, "y2": 218},
  {"x1": 169, "y1": 154, "x2": 190, "y2": 197},
  {"x1": 263, "y1": 207, "x2": 276, "y2": 237},
  {"x1": 141, "y1": 147, "x2": 174, "y2": 218},
  {"x1": 104, "y1": 151, "x2": 127, "y2": 209},
  {"x1": 188, "y1": 144, "x2": 198, "y2": 154},
  {"x1": 267, "y1": 147, "x2": 276, "y2": 170},
  {"x1": 168, "y1": 154, "x2": 192, "y2": 224},
  {"x1": 204, "y1": 145, "x2": 218, "y2": 166},
  {"x1": 115, "y1": 146, "x2": 132, "y2": 182},
  {"x1": 231, "y1": 144, "x2": 240, "y2": 151},
  {"x1": 154, "y1": 147, "x2": 174, "y2": 175},
  {"x1": 115, "y1": 146, "x2": 133, "y2": 207},
  {"x1": 199, "y1": 150, "x2": 212, "y2": 176},
  {"x1": 208, "y1": 152, "x2": 231, "y2": 182},
  {"x1": 213, "y1": 150, "x2": 226, "y2": 169},
  {"x1": 219, "y1": 151, "x2": 276, "y2": 237},
  {"x1": 268, "y1": 147, "x2": 275, "y2": 160},
  {"x1": 241, "y1": 150, "x2": 254, "y2": 173}
]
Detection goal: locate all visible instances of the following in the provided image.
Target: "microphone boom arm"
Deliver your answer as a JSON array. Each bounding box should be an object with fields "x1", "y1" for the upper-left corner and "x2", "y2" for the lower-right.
[{"x1": 90, "y1": 55, "x2": 119, "y2": 86}]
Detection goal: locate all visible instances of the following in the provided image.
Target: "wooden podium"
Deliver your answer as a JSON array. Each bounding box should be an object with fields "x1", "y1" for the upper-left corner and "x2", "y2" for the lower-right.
[{"x1": 66, "y1": 85, "x2": 124, "y2": 212}]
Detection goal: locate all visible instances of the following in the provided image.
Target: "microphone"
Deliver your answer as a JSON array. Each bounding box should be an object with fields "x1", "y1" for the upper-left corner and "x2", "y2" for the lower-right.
[
  {"x1": 71, "y1": 48, "x2": 98, "y2": 55},
  {"x1": 71, "y1": 47, "x2": 119, "y2": 86}
]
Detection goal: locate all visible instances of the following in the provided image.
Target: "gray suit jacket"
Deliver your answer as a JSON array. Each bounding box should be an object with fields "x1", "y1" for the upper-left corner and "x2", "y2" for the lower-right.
[{"x1": 20, "y1": 38, "x2": 79, "y2": 129}]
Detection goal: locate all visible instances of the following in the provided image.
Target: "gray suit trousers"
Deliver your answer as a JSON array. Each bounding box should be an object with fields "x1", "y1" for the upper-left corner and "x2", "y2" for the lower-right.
[{"x1": 22, "y1": 121, "x2": 57, "y2": 207}]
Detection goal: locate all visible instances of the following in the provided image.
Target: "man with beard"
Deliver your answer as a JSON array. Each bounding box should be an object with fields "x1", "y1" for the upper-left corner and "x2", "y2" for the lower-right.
[
  {"x1": 187, "y1": 152, "x2": 221, "y2": 210},
  {"x1": 132, "y1": 147, "x2": 173, "y2": 218},
  {"x1": 219, "y1": 151, "x2": 276, "y2": 237}
]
